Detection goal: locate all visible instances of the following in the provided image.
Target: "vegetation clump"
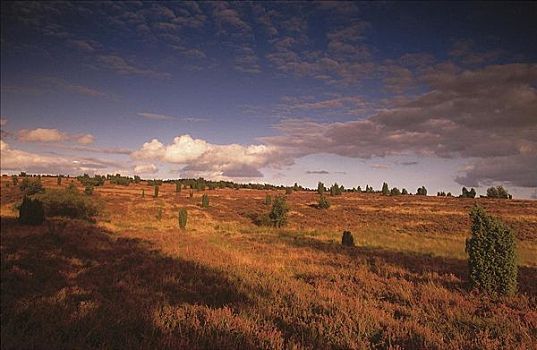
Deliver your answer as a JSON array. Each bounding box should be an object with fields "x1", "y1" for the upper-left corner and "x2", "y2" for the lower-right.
[
  {"x1": 330, "y1": 183, "x2": 342, "y2": 196},
  {"x1": 382, "y1": 182, "x2": 389, "y2": 196},
  {"x1": 341, "y1": 231, "x2": 355, "y2": 247},
  {"x1": 84, "y1": 185, "x2": 94, "y2": 195},
  {"x1": 460, "y1": 187, "x2": 476, "y2": 198},
  {"x1": 35, "y1": 187, "x2": 100, "y2": 221},
  {"x1": 178, "y1": 208, "x2": 187, "y2": 229},
  {"x1": 154, "y1": 185, "x2": 159, "y2": 198},
  {"x1": 18, "y1": 196, "x2": 45, "y2": 225},
  {"x1": 264, "y1": 194, "x2": 272, "y2": 205},
  {"x1": 390, "y1": 187, "x2": 401, "y2": 196},
  {"x1": 486, "y1": 185, "x2": 511, "y2": 199},
  {"x1": 416, "y1": 186, "x2": 427, "y2": 196},
  {"x1": 269, "y1": 196, "x2": 289, "y2": 227},
  {"x1": 466, "y1": 205, "x2": 517, "y2": 295},
  {"x1": 317, "y1": 182, "x2": 325, "y2": 195},
  {"x1": 201, "y1": 194, "x2": 209, "y2": 208},
  {"x1": 19, "y1": 177, "x2": 44, "y2": 195},
  {"x1": 318, "y1": 195, "x2": 330, "y2": 209}
]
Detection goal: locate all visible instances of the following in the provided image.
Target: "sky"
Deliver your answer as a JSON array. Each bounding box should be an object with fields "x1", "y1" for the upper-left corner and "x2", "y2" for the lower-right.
[{"x1": 1, "y1": 1, "x2": 536, "y2": 198}]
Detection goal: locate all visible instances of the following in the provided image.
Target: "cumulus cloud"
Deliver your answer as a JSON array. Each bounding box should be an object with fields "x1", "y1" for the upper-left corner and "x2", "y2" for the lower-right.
[
  {"x1": 1, "y1": 140, "x2": 118, "y2": 174},
  {"x1": 17, "y1": 128, "x2": 96, "y2": 145},
  {"x1": 18, "y1": 128, "x2": 67, "y2": 142},
  {"x1": 134, "y1": 163, "x2": 158, "y2": 174},
  {"x1": 132, "y1": 134, "x2": 286, "y2": 179}
]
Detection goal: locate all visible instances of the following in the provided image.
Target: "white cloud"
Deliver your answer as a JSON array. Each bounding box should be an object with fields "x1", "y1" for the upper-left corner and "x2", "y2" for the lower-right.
[
  {"x1": 76, "y1": 134, "x2": 95, "y2": 145},
  {"x1": 18, "y1": 128, "x2": 67, "y2": 142},
  {"x1": 0, "y1": 140, "x2": 118, "y2": 174},
  {"x1": 17, "y1": 128, "x2": 95, "y2": 145},
  {"x1": 134, "y1": 163, "x2": 158, "y2": 174},
  {"x1": 132, "y1": 134, "x2": 286, "y2": 179}
]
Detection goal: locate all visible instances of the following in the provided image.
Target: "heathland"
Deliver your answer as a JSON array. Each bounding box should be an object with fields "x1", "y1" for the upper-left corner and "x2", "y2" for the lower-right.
[{"x1": 1, "y1": 176, "x2": 536, "y2": 349}]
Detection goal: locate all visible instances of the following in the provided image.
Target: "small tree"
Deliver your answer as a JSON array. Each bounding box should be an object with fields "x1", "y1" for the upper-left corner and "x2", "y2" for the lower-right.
[
  {"x1": 497, "y1": 185, "x2": 510, "y2": 199},
  {"x1": 381, "y1": 182, "x2": 389, "y2": 196},
  {"x1": 178, "y1": 208, "x2": 187, "y2": 229},
  {"x1": 390, "y1": 187, "x2": 401, "y2": 196},
  {"x1": 401, "y1": 188, "x2": 408, "y2": 195},
  {"x1": 341, "y1": 231, "x2": 354, "y2": 247},
  {"x1": 466, "y1": 205, "x2": 517, "y2": 295},
  {"x1": 416, "y1": 186, "x2": 427, "y2": 196},
  {"x1": 269, "y1": 196, "x2": 289, "y2": 228},
  {"x1": 317, "y1": 182, "x2": 325, "y2": 195},
  {"x1": 318, "y1": 194, "x2": 330, "y2": 209},
  {"x1": 201, "y1": 194, "x2": 209, "y2": 208},
  {"x1": 154, "y1": 185, "x2": 159, "y2": 198},
  {"x1": 486, "y1": 186, "x2": 499, "y2": 198},
  {"x1": 264, "y1": 194, "x2": 272, "y2": 205},
  {"x1": 18, "y1": 196, "x2": 45, "y2": 225}
]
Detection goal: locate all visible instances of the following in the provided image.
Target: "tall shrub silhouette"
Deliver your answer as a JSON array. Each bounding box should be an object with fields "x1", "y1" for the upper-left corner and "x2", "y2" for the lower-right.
[
  {"x1": 201, "y1": 194, "x2": 209, "y2": 208},
  {"x1": 381, "y1": 182, "x2": 389, "y2": 196},
  {"x1": 178, "y1": 208, "x2": 187, "y2": 229},
  {"x1": 269, "y1": 196, "x2": 289, "y2": 228},
  {"x1": 18, "y1": 196, "x2": 45, "y2": 225},
  {"x1": 318, "y1": 195, "x2": 330, "y2": 209},
  {"x1": 466, "y1": 205, "x2": 517, "y2": 295},
  {"x1": 341, "y1": 231, "x2": 354, "y2": 247}
]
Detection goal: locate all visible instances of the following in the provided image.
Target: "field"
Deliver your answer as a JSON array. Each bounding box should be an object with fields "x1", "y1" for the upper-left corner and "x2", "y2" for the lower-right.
[{"x1": 1, "y1": 177, "x2": 536, "y2": 349}]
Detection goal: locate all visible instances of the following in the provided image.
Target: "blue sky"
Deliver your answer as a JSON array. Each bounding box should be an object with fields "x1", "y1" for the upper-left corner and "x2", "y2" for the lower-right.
[{"x1": 1, "y1": 1, "x2": 536, "y2": 198}]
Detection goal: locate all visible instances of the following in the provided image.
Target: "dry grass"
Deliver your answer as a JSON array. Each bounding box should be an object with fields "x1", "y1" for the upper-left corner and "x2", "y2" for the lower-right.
[{"x1": 1, "y1": 176, "x2": 536, "y2": 349}]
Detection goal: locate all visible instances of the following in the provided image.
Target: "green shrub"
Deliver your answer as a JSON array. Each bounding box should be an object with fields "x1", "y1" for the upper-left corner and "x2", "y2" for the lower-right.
[
  {"x1": 318, "y1": 195, "x2": 330, "y2": 209},
  {"x1": 317, "y1": 182, "x2": 325, "y2": 195},
  {"x1": 264, "y1": 194, "x2": 272, "y2": 206},
  {"x1": 18, "y1": 196, "x2": 45, "y2": 225},
  {"x1": 35, "y1": 188, "x2": 100, "y2": 221},
  {"x1": 201, "y1": 194, "x2": 209, "y2": 208},
  {"x1": 487, "y1": 185, "x2": 511, "y2": 199},
  {"x1": 19, "y1": 177, "x2": 44, "y2": 195},
  {"x1": 178, "y1": 208, "x2": 187, "y2": 229},
  {"x1": 466, "y1": 205, "x2": 517, "y2": 295},
  {"x1": 461, "y1": 187, "x2": 476, "y2": 198},
  {"x1": 416, "y1": 186, "x2": 427, "y2": 196},
  {"x1": 382, "y1": 182, "x2": 389, "y2": 196},
  {"x1": 342, "y1": 231, "x2": 354, "y2": 247},
  {"x1": 84, "y1": 185, "x2": 94, "y2": 195},
  {"x1": 330, "y1": 183, "x2": 342, "y2": 196},
  {"x1": 269, "y1": 196, "x2": 289, "y2": 228}
]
